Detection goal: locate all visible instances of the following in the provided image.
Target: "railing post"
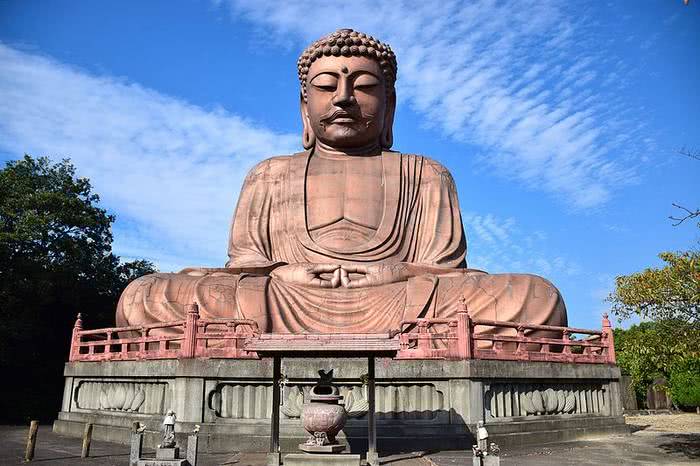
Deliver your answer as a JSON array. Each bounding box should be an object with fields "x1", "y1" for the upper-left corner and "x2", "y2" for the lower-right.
[
  {"x1": 456, "y1": 314, "x2": 471, "y2": 360},
  {"x1": 562, "y1": 330, "x2": 571, "y2": 354},
  {"x1": 106, "y1": 330, "x2": 113, "y2": 356},
  {"x1": 139, "y1": 327, "x2": 146, "y2": 354},
  {"x1": 228, "y1": 322, "x2": 239, "y2": 357},
  {"x1": 181, "y1": 303, "x2": 200, "y2": 358},
  {"x1": 457, "y1": 297, "x2": 472, "y2": 359},
  {"x1": 448, "y1": 321, "x2": 458, "y2": 359},
  {"x1": 417, "y1": 319, "x2": 429, "y2": 356},
  {"x1": 602, "y1": 313, "x2": 616, "y2": 364},
  {"x1": 69, "y1": 313, "x2": 83, "y2": 362},
  {"x1": 515, "y1": 325, "x2": 525, "y2": 354}
]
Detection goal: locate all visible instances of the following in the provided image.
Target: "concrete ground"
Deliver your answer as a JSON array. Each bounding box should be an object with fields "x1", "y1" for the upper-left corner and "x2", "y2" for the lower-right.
[{"x1": 2, "y1": 414, "x2": 699, "y2": 465}]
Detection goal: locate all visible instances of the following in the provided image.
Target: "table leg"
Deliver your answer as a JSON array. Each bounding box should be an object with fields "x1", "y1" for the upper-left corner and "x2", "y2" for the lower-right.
[
  {"x1": 267, "y1": 356, "x2": 281, "y2": 466},
  {"x1": 367, "y1": 356, "x2": 378, "y2": 466}
]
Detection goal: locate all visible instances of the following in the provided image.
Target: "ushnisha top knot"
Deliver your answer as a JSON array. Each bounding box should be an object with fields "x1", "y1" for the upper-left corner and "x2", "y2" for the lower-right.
[{"x1": 297, "y1": 28, "x2": 397, "y2": 100}]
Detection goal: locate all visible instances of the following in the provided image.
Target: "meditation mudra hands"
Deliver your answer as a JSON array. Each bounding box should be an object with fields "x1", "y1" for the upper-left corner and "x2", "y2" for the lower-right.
[{"x1": 269, "y1": 263, "x2": 409, "y2": 288}]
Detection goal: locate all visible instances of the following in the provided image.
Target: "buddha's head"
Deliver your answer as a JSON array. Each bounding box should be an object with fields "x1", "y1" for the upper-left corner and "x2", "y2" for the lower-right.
[{"x1": 297, "y1": 29, "x2": 397, "y2": 151}]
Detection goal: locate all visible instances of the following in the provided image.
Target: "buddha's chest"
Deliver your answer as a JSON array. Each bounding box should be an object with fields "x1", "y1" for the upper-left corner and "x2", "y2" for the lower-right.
[{"x1": 305, "y1": 156, "x2": 384, "y2": 246}]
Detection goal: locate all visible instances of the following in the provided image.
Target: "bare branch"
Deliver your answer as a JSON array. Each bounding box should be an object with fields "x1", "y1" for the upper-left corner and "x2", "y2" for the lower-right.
[
  {"x1": 677, "y1": 146, "x2": 700, "y2": 161},
  {"x1": 669, "y1": 203, "x2": 700, "y2": 226}
]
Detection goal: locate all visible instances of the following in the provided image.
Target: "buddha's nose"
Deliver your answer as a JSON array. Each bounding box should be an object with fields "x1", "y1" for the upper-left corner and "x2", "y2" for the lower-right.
[{"x1": 332, "y1": 84, "x2": 356, "y2": 108}]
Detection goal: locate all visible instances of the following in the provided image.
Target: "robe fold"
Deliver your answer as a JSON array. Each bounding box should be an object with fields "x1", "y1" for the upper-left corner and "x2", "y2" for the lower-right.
[{"x1": 117, "y1": 151, "x2": 566, "y2": 336}]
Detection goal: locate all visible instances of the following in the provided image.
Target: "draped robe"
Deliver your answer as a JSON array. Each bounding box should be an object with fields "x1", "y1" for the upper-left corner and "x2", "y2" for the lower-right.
[{"x1": 117, "y1": 151, "x2": 567, "y2": 335}]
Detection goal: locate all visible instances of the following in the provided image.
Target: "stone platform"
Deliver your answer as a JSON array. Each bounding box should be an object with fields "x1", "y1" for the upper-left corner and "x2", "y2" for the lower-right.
[
  {"x1": 53, "y1": 358, "x2": 627, "y2": 454},
  {"x1": 283, "y1": 453, "x2": 361, "y2": 466}
]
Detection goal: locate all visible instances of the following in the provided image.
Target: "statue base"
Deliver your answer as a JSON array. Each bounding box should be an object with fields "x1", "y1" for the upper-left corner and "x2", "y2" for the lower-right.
[
  {"x1": 298, "y1": 442, "x2": 346, "y2": 453},
  {"x1": 137, "y1": 460, "x2": 187, "y2": 466},
  {"x1": 156, "y1": 447, "x2": 179, "y2": 459},
  {"x1": 283, "y1": 453, "x2": 361, "y2": 466},
  {"x1": 53, "y1": 358, "x2": 628, "y2": 454},
  {"x1": 135, "y1": 446, "x2": 186, "y2": 466}
]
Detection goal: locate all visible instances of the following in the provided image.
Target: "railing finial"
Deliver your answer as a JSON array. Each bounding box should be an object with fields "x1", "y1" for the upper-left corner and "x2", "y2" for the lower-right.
[
  {"x1": 69, "y1": 313, "x2": 83, "y2": 361},
  {"x1": 601, "y1": 313, "x2": 616, "y2": 364},
  {"x1": 459, "y1": 296, "x2": 468, "y2": 312},
  {"x1": 186, "y1": 303, "x2": 200, "y2": 316}
]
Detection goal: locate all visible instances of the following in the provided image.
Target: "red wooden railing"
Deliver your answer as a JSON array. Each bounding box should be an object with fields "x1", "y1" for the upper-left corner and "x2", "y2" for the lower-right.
[
  {"x1": 69, "y1": 304, "x2": 615, "y2": 364},
  {"x1": 69, "y1": 304, "x2": 259, "y2": 362},
  {"x1": 394, "y1": 313, "x2": 615, "y2": 364}
]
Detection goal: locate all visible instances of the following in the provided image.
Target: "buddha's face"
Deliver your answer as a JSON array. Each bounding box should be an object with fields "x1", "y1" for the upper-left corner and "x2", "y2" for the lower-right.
[{"x1": 304, "y1": 55, "x2": 388, "y2": 149}]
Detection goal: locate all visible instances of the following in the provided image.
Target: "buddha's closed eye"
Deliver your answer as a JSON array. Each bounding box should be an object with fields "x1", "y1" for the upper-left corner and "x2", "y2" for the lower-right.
[
  {"x1": 353, "y1": 74, "x2": 379, "y2": 90},
  {"x1": 311, "y1": 74, "x2": 338, "y2": 91}
]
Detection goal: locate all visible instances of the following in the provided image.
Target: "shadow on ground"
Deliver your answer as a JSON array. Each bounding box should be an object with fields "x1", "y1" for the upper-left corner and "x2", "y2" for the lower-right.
[{"x1": 657, "y1": 433, "x2": 700, "y2": 460}]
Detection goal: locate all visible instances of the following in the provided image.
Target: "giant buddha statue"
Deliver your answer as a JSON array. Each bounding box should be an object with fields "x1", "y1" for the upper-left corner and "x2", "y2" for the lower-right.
[{"x1": 117, "y1": 29, "x2": 567, "y2": 339}]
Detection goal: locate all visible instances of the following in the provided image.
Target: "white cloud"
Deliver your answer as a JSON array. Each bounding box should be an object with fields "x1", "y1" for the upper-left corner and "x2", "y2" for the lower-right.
[
  {"x1": 223, "y1": 0, "x2": 646, "y2": 208},
  {"x1": 463, "y1": 211, "x2": 581, "y2": 278},
  {"x1": 0, "y1": 43, "x2": 297, "y2": 271}
]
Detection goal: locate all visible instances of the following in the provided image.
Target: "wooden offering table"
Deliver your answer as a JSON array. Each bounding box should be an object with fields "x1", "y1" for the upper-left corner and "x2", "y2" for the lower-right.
[{"x1": 245, "y1": 334, "x2": 400, "y2": 466}]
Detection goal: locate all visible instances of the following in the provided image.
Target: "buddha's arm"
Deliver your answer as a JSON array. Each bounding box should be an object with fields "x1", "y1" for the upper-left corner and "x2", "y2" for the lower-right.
[
  {"x1": 340, "y1": 263, "x2": 468, "y2": 288},
  {"x1": 225, "y1": 157, "x2": 289, "y2": 271},
  {"x1": 179, "y1": 263, "x2": 344, "y2": 289},
  {"x1": 179, "y1": 263, "x2": 283, "y2": 276}
]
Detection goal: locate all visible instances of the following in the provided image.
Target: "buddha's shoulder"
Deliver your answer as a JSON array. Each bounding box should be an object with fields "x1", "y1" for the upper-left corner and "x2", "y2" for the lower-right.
[
  {"x1": 394, "y1": 152, "x2": 454, "y2": 181},
  {"x1": 244, "y1": 154, "x2": 295, "y2": 181}
]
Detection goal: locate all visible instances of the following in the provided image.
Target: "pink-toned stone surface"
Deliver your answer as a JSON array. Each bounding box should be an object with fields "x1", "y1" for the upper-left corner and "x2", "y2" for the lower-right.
[
  {"x1": 70, "y1": 311, "x2": 615, "y2": 364},
  {"x1": 116, "y1": 29, "x2": 567, "y2": 339}
]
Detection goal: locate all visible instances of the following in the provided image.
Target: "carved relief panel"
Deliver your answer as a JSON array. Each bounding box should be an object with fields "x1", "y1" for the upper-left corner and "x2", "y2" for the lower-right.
[
  {"x1": 74, "y1": 381, "x2": 170, "y2": 414},
  {"x1": 208, "y1": 382, "x2": 446, "y2": 421},
  {"x1": 484, "y1": 382, "x2": 608, "y2": 418}
]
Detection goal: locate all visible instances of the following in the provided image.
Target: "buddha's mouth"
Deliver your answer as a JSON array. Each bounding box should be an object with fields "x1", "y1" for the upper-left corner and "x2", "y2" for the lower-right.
[
  {"x1": 332, "y1": 116, "x2": 355, "y2": 123},
  {"x1": 323, "y1": 110, "x2": 359, "y2": 124}
]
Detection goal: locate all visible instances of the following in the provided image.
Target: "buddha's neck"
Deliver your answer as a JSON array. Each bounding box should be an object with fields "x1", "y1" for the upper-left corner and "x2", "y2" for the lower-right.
[{"x1": 313, "y1": 140, "x2": 381, "y2": 160}]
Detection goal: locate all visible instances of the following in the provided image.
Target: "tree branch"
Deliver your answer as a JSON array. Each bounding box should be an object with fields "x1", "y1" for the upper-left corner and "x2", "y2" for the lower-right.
[
  {"x1": 669, "y1": 203, "x2": 700, "y2": 226},
  {"x1": 677, "y1": 146, "x2": 700, "y2": 161}
]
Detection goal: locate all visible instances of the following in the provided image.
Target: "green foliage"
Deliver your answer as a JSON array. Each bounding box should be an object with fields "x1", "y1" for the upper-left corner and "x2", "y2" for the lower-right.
[
  {"x1": 613, "y1": 321, "x2": 699, "y2": 402},
  {"x1": 609, "y1": 250, "x2": 699, "y2": 325},
  {"x1": 0, "y1": 155, "x2": 156, "y2": 421},
  {"x1": 610, "y1": 246, "x2": 700, "y2": 408},
  {"x1": 669, "y1": 358, "x2": 700, "y2": 408}
]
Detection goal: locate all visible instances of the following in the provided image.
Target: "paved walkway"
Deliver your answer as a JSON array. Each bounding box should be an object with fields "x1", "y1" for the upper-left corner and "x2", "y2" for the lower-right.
[
  {"x1": 428, "y1": 430, "x2": 700, "y2": 465},
  {"x1": 2, "y1": 424, "x2": 699, "y2": 465}
]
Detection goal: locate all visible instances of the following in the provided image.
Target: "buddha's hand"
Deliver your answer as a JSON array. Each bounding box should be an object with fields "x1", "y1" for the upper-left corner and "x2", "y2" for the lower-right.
[
  {"x1": 270, "y1": 263, "x2": 342, "y2": 288},
  {"x1": 340, "y1": 264, "x2": 409, "y2": 288}
]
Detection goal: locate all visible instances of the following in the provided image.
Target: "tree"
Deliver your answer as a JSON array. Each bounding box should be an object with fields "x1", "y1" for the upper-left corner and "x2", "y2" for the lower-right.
[
  {"x1": 0, "y1": 155, "x2": 156, "y2": 422},
  {"x1": 613, "y1": 321, "x2": 699, "y2": 403},
  {"x1": 669, "y1": 357, "x2": 700, "y2": 413},
  {"x1": 609, "y1": 248, "x2": 700, "y2": 409},
  {"x1": 609, "y1": 250, "x2": 699, "y2": 326}
]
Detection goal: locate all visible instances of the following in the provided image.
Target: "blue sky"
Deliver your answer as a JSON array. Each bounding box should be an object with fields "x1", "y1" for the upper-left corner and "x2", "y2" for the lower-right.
[{"x1": 1, "y1": 0, "x2": 698, "y2": 330}]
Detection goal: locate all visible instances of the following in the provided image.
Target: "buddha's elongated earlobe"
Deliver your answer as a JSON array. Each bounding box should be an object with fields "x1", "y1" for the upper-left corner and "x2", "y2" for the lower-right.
[
  {"x1": 300, "y1": 93, "x2": 316, "y2": 149},
  {"x1": 381, "y1": 90, "x2": 396, "y2": 149}
]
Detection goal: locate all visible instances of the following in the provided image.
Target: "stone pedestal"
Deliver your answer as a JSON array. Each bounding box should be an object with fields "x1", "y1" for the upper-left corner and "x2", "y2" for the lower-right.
[
  {"x1": 283, "y1": 453, "x2": 361, "y2": 466},
  {"x1": 136, "y1": 446, "x2": 187, "y2": 465},
  {"x1": 136, "y1": 460, "x2": 187, "y2": 466},
  {"x1": 473, "y1": 456, "x2": 500, "y2": 466},
  {"x1": 298, "y1": 442, "x2": 346, "y2": 453},
  {"x1": 54, "y1": 358, "x2": 628, "y2": 453},
  {"x1": 156, "y1": 447, "x2": 179, "y2": 460}
]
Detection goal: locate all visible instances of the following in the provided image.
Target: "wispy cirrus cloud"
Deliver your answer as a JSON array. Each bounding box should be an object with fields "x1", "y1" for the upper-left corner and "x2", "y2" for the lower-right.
[
  {"x1": 0, "y1": 43, "x2": 297, "y2": 271},
  {"x1": 223, "y1": 0, "x2": 648, "y2": 208},
  {"x1": 463, "y1": 212, "x2": 581, "y2": 278}
]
